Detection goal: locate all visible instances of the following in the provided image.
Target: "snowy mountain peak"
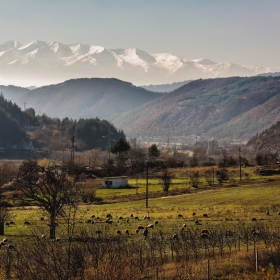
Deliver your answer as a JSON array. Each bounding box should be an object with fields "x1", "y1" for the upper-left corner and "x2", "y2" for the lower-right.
[
  {"x1": 0, "y1": 40, "x2": 22, "y2": 51},
  {"x1": 192, "y1": 58, "x2": 216, "y2": 65},
  {"x1": 0, "y1": 40, "x2": 274, "y2": 87}
]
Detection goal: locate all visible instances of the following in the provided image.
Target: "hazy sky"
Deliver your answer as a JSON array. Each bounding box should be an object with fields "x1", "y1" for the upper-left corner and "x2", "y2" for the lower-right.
[{"x1": 1, "y1": 0, "x2": 280, "y2": 69}]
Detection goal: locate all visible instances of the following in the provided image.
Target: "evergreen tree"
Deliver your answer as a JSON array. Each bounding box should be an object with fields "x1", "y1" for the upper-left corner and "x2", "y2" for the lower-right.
[{"x1": 148, "y1": 144, "x2": 160, "y2": 158}]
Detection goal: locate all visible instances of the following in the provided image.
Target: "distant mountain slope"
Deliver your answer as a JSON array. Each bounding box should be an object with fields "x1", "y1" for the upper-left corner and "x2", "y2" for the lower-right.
[
  {"x1": 0, "y1": 40, "x2": 273, "y2": 87},
  {"x1": 2, "y1": 78, "x2": 161, "y2": 121},
  {"x1": 114, "y1": 76, "x2": 280, "y2": 141},
  {"x1": 2, "y1": 76, "x2": 280, "y2": 142},
  {"x1": 141, "y1": 80, "x2": 191, "y2": 92},
  {"x1": 246, "y1": 121, "x2": 280, "y2": 153}
]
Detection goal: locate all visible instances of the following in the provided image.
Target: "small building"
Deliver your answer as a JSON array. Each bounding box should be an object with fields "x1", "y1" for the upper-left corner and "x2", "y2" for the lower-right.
[{"x1": 102, "y1": 176, "x2": 128, "y2": 188}]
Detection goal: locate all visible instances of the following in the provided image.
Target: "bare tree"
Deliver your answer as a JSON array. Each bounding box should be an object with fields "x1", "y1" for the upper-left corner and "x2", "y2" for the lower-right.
[
  {"x1": 159, "y1": 169, "x2": 173, "y2": 192},
  {"x1": 189, "y1": 170, "x2": 200, "y2": 188},
  {"x1": 14, "y1": 160, "x2": 81, "y2": 239},
  {"x1": 0, "y1": 162, "x2": 17, "y2": 235}
]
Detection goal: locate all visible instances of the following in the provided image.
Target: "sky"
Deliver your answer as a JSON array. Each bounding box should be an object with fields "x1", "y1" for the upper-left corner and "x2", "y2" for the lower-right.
[{"x1": 1, "y1": 0, "x2": 280, "y2": 69}]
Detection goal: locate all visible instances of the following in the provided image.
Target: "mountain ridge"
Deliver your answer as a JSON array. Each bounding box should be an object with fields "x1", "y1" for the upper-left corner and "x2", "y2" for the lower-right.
[
  {"x1": 0, "y1": 40, "x2": 273, "y2": 87},
  {"x1": 2, "y1": 76, "x2": 280, "y2": 143}
]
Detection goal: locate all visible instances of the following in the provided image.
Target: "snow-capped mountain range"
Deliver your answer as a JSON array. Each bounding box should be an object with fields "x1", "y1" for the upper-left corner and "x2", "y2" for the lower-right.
[{"x1": 0, "y1": 40, "x2": 273, "y2": 87}]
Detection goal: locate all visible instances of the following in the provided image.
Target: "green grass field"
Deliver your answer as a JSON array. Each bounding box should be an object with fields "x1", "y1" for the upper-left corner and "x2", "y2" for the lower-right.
[{"x1": 4, "y1": 176, "x2": 280, "y2": 239}]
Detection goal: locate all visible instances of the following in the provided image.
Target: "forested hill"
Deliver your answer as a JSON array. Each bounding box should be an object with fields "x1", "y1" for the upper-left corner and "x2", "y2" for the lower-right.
[
  {"x1": 114, "y1": 76, "x2": 280, "y2": 141},
  {"x1": 0, "y1": 93, "x2": 27, "y2": 148},
  {"x1": 0, "y1": 92, "x2": 126, "y2": 154},
  {"x1": 34, "y1": 116, "x2": 126, "y2": 151},
  {"x1": 2, "y1": 78, "x2": 162, "y2": 120},
  {"x1": 246, "y1": 121, "x2": 280, "y2": 154}
]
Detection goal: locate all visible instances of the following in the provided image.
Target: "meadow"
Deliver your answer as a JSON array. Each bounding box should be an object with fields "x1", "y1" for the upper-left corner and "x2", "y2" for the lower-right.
[{"x1": 1, "y1": 166, "x2": 280, "y2": 279}]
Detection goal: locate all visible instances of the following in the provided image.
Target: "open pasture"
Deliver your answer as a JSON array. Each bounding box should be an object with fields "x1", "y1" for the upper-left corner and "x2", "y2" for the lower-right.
[
  {"x1": 2, "y1": 177, "x2": 280, "y2": 279},
  {"x1": 4, "y1": 178, "x2": 280, "y2": 237}
]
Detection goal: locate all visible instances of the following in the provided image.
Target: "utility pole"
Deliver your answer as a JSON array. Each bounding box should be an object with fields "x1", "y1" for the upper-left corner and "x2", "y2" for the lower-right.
[
  {"x1": 103, "y1": 128, "x2": 114, "y2": 160},
  {"x1": 212, "y1": 165, "x2": 215, "y2": 187},
  {"x1": 146, "y1": 160, "x2": 149, "y2": 208},
  {"x1": 239, "y1": 147, "x2": 242, "y2": 181},
  {"x1": 0, "y1": 170, "x2": 3, "y2": 235},
  {"x1": 70, "y1": 135, "x2": 75, "y2": 164}
]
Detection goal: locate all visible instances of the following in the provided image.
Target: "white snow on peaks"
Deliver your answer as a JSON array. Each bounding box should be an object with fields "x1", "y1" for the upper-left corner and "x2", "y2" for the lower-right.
[
  {"x1": 0, "y1": 40, "x2": 274, "y2": 86},
  {"x1": 69, "y1": 43, "x2": 90, "y2": 56},
  {"x1": 117, "y1": 48, "x2": 150, "y2": 72},
  {"x1": 192, "y1": 58, "x2": 216, "y2": 65},
  {"x1": 0, "y1": 40, "x2": 22, "y2": 51},
  {"x1": 152, "y1": 53, "x2": 185, "y2": 73},
  {"x1": 88, "y1": 46, "x2": 105, "y2": 54}
]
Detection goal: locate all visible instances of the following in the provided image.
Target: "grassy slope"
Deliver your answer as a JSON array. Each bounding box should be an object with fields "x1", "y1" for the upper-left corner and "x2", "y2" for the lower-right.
[{"x1": 5, "y1": 178, "x2": 280, "y2": 238}]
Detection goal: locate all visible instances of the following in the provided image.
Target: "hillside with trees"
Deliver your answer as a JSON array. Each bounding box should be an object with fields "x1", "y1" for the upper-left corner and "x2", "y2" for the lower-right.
[
  {"x1": 114, "y1": 76, "x2": 280, "y2": 141},
  {"x1": 2, "y1": 76, "x2": 280, "y2": 143},
  {"x1": 2, "y1": 78, "x2": 161, "y2": 121},
  {"x1": 33, "y1": 116, "x2": 125, "y2": 152},
  {"x1": 0, "y1": 93, "x2": 27, "y2": 148},
  {"x1": 246, "y1": 120, "x2": 280, "y2": 155},
  {"x1": 0, "y1": 93, "x2": 126, "y2": 158}
]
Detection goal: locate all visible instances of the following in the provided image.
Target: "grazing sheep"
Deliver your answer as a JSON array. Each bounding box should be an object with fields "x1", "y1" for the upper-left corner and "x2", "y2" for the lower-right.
[
  {"x1": 91, "y1": 220, "x2": 95, "y2": 224},
  {"x1": 181, "y1": 227, "x2": 184, "y2": 232},
  {"x1": 177, "y1": 214, "x2": 183, "y2": 218},
  {"x1": 116, "y1": 230, "x2": 121, "y2": 235},
  {"x1": 192, "y1": 212, "x2": 196, "y2": 216},
  {"x1": 0, "y1": 242, "x2": 6, "y2": 246},
  {"x1": 9, "y1": 221, "x2": 15, "y2": 225},
  {"x1": 86, "y1": 219, "x2": 92, "y2": 224},
  {"x1": 147, "y1": 224, "x2": 154, "y2": 229},
  {"x1": 3, "y1": 238, "x2": 7, "y2": 243},
  {"x1": 129, "y1": 213, "x2": 134, "y2": 218},
  {"x1": 138, "y1": 225, "x2": 145, "y2": 230},
  {"x1": 91, "y1": 215, "x2": 95, "y2": 219},
  {"x1": 155, "y1": 220, "x2": 159, "y2": 225},
  {"x1": 143, "y1": 228, "x2": 149, "y2": 238},
  {"x1": 183, "y1": 223, "x2": 186, "y2": 228},
  {"x1": 201, "y1": 229, "x2": 209, "y2": 234},
  {"x1": 200, "y1": 233, "x2": 209, "y2": 239},
  {"x1": 251, "y1": 218, "x2": 257, "y2": 222},
  {"x1": 8, "y1": 244, "x2": 15, "y2": 250},
  {"x1": 24, "y1": 221, "x2": 31, "y2": 225},
  {"x1": 195, "y1": 220, "x2": 201, "y2": 225},
  {"x1": 278, "y1": 212, "x2": 280, "y2": 215},
  {"x1": 251, "y1": 229, "x2": 260, "y2": 236},
  {"x1": 106, "y1": 219, "x2": 112, "y2": 224},
  {"x1": 96, "y1": 216, "x2": 100, "y2": 220},
  {"x1": 173, "y1": 234, "x2": 179, "y2": 240},
  {"x1": 55, "y1": 238, "x2": 60, "y2": 242},
  {"x1": 41, "y1": 234, "x2": 46, "y2": 239},
  {"x1": 106, "y1": 214, "x2": 112, "y2": 219},
  {"x1": 126, "y1": 219, "x2": 129, "y2": 223},
  {"x1": 266, "y1": 211, "x2": 270, "y2": 216},
  {"x1": 40, "y1": 217, "x2": 45, "y2": 221},
  {"x1": 5, "y1": 222, "x2": 9, "y2": 227},
  {"x1": 119, "y1": 216, "x2": 123, "y2": 220},
  {"x1": 203, "y1": 214, "x2": 208, "y2": 218},
  {"x1": 125, "y1": 229, "x2": 129, "y2": 235},
  {"x1": 134, "y1": 216, "x2": 139, "y2": 220}
]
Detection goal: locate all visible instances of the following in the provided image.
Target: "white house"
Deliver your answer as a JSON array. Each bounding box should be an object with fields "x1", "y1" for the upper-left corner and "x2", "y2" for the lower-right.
[{"x1": 102, "y1": 176, "x2": 128, "y2": 188}]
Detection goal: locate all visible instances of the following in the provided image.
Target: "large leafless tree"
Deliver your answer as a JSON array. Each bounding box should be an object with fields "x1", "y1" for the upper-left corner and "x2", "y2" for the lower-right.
[{"x1": 14, "y1": 160, "x2": 81, "y2": 239}]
